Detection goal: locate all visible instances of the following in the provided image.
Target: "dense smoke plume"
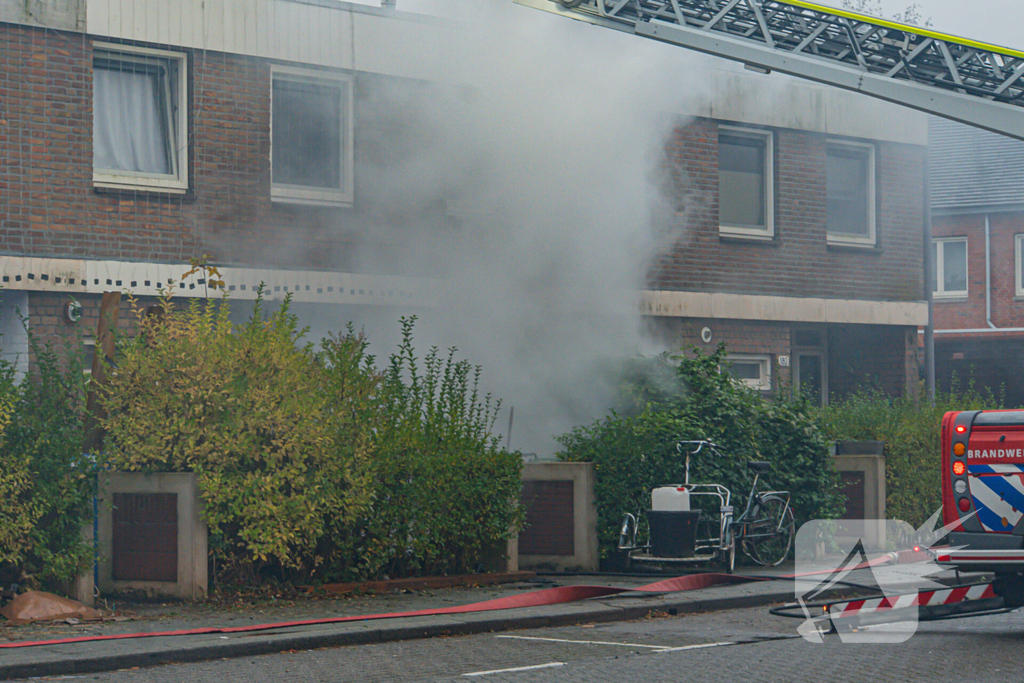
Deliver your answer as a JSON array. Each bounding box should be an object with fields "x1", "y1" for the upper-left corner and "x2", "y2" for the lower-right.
[{"x1": 321, "y1": 1, "x2": 704, "y2": 456}]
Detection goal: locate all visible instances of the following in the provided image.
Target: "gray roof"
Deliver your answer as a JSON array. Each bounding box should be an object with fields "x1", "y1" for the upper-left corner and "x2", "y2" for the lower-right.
[{"x1": 929, "y1": 116, "x2": 1024, "y2": 214}]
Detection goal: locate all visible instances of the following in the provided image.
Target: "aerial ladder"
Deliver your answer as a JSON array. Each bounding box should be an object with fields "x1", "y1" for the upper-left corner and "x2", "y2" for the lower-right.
[
  {"x1": 514, "y1": 0, "x2": 1024, "y2": 141},
  {"x1": 514, "y1": 0, "x2": 1024, "y2": 634}
]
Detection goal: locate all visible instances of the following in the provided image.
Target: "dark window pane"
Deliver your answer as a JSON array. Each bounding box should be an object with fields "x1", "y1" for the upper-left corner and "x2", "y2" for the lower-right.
[
  {"x1": 943, "y1": 240, "x2": 967, "y2": 293},
  {"x1": 272, "y1": 77, "x2": 343, "y2": 189},
  {"x1": 728, "y1": 361, "x2": 762, "y2": 382},
  {"x1": 719, "y1": 134, "x2": 766, "y2": 228},
  {"x1": 827, "y1": 145, "x2": 870, "y2": 237},
  {"x1": 798, "y1": 354, "x2": 823, "y2": 405}
]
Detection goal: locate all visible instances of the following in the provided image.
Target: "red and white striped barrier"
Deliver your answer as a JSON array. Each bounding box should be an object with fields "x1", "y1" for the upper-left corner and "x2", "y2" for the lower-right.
[{"x1": 829, "y1": 583, "x2": 996, "y2": 620}]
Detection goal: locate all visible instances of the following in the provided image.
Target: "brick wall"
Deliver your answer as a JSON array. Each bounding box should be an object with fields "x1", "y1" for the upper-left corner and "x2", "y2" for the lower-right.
[
  {"x1": 827, "y1": 324, "x2": 917, "y2": 398},
  {"x1": 646, "y1": 316, "x2": 793, "y2": 395},
  {"x1": 931, "y1": 211, "x2": 1024, "y2": 330},
  {"x1": 646, "y1": 315, "x2": 917, "y2": 400},
  {"x1": 2, "y1": 23, "x2": 927, "y2": 305},
  {"x1": 25, "y1": 291, "x2": 147, "y2": 362},
  {"x1": 0, "y1": 23, "x2": 447, "y2": 272},
  {"x1": 652, "y1": 118, "x2": 925, "y2": 302}
]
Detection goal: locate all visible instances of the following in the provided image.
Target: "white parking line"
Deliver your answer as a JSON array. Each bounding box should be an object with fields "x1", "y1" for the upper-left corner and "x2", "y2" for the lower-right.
[
  {"x1": 495, "y1": 635, "x2": 672, "y2": 649},
  {"x1": 462, "y1": 662, "x2": 566, "y2": 677}
]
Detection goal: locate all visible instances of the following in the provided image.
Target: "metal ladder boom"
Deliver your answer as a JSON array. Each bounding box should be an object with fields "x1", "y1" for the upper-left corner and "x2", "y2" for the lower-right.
[{"x1": 514, "y1": 0, "x2": 1024, "y2": 140}]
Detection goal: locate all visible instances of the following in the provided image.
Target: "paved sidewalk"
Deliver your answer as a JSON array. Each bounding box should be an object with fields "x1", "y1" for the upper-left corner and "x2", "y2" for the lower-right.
[{"x1": 0, "y1": 566, "x2": 872, "y2": 680}]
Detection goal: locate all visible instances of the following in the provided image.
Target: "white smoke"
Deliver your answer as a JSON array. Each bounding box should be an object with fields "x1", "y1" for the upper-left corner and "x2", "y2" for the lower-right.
[{"x1": 342, "y1": 0, "x2": 702, "y2": 455}]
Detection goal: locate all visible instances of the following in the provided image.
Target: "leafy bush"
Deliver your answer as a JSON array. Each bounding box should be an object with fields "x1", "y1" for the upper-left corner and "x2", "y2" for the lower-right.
[
  {"x1": 817, "y1": 383, "x2": 1002, "y2": 529},
  {"x1": 352, "y1": 317, "x2": 524, "y2": 579},
  {"x1": 101, "y1": 293, "x2": 374, "y2": 580},
  {"x1": 0, "y1": 333, "x2": 93, "y2": 588},
  {"x1": 559, "y1": 345, "x2": 841, "y2": 561},
  {"x1": 100, "y1": 297, "x2": 520, "y2": 583}
]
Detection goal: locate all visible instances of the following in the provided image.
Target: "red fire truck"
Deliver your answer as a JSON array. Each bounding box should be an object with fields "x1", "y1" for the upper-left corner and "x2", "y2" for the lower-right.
[{"x1": 939, "y1": 410, "x2": 1024, "y2": 603}]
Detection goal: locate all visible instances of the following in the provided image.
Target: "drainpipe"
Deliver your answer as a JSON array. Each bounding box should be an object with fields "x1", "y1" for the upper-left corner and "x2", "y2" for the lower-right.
[
  {"x1": 986, "y1": 215, "x2": 997, "y2": 329},
  {"x1": 924, "y1": 156, "x2": 936, "y2": 399}
]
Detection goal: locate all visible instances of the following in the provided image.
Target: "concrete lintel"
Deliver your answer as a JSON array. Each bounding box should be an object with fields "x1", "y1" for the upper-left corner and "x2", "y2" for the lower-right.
[
  {"x1": 0, "y1": 0, "x2": 85, "y2": 32},
  {"x1": 641, "y1": 290, "x2": 928, "y2": 326}
]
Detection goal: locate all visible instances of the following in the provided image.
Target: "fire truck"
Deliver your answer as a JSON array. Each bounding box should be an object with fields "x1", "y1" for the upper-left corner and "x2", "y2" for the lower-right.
[
  {"x1": 517, "y1": 0, "x2": 1024, "y2": 625},
  {"x1": 940, "y1": 411, "x2": 1024, "y2": 602}
]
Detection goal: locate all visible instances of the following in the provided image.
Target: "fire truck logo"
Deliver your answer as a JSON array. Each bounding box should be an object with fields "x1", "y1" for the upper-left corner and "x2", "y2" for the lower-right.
[{"x1": 794, "y1": 510, "x2": 968, "y2": 644}]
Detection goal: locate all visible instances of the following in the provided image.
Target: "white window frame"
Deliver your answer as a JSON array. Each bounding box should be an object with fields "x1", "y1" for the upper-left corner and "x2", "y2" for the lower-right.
[
  {"x1": 722, "y1": 354, "x2": 772, "y2": 391},
  {"x1": 933, "y1": 237, "x2": 969, "y2": 299},
  {"x1": 826, "y1": 139, "x2": 877, "y2": 247},
  {"x1": 718, "y1": 125, "x2": 774, "y2": 239},
  {"x1": 82, "y1": 337, "x2": 96, "y2": 376},
  {"x1": 270, "y1": 65, "x2": 354, "y2": 207},
  {"x1": 92, "y1": 42, "x2": 189, "y2": 194},
  {"x1": 1015, "y1": 234, "x2": 1024, "y2": 298}
]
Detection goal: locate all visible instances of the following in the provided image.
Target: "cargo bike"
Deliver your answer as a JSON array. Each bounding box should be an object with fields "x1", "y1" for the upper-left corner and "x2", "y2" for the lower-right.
[{"x1": 617, "y1": 440, "x2": 795, "y2": 573}]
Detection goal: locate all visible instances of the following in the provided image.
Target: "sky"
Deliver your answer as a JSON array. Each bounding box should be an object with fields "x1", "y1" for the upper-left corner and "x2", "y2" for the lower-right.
[
  {"x1": 873, "y1": 0, "x2": 1022, "y2": 48},
  {"x1": 351, "y1": 0, "x2": 1024, "y2": 51}
]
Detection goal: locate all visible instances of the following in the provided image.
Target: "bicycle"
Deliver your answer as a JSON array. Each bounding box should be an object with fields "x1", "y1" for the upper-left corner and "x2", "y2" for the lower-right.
[{"x1": 618, "y1": 440, "x2": 795, "y2": 573}]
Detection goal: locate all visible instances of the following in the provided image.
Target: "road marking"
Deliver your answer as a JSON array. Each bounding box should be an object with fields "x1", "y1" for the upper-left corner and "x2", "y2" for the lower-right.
[
  {"x1": 463, "y1": 662, "x2": 566, "y2": 677},
  {"x1": 495, "y1": 635, "x2": 672, "y2": 649},
  {"x1": 656, "y1": 641, "x2": 738, "y2": 653}
]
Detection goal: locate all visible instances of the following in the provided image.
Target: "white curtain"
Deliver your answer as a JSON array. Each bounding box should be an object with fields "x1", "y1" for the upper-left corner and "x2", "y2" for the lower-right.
[{"x1": 93, "y1": 67, "x2": 171, "y2": 175}]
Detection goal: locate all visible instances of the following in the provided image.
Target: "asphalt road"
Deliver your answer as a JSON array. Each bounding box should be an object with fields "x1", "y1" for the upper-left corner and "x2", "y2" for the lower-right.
[{"x1": 16, "y1": 604, "x2": 1024, "y2": 682}]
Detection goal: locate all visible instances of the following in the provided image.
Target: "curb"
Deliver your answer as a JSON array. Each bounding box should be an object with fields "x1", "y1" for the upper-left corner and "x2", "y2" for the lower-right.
[{"x1": 0, "y1": 584, "x2": 862, "y2": 680}]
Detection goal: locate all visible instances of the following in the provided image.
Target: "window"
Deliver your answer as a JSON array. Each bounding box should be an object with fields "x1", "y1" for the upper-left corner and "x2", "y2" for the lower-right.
[
  {"x1": 93, "y1": 44, "x2": 188, "y2": 192},
  {"x1": 83, "y1": 338, "x2": 96, "y2": 376},
  {"x1": 827, "y1": 140, "x2": 876, "y2": 246},
  {"x1": 719, "y1": 127, "x2": 774, "y2": 238},
  {"x1": 271, "y1": 67, "x2": 354, "y2": 206},
  {"x1": 722, "y1": 354, "x2": 772, "y2": 391},
  {"x1": 1017, "y1": 235, "x2": 1024, "y2": 297},
  {"x1": 931, "y1": 238, "x2": 968, "y2": 298}
]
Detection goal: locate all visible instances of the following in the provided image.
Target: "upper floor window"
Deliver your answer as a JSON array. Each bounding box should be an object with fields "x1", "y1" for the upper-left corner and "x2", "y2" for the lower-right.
[
  {"x1": 271, "y1": 67, "x2": 354, "y2": 206},
  {"x1": 92, "y1": 44, "x2": 188, "y2": 193},
  {"x1": 826, "y1": 140, "x2": 876, "y2": 246},
  {"x1": 931, "y1": 237, "x2": 968, "y2": 298},
  {"x1": 718, "y1": 126, "x2": 774, "y2": 239}
]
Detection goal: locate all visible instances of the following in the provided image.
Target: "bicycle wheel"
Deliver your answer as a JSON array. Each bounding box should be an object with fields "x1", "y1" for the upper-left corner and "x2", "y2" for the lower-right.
[{"x1": 741, "y1": 497, "x2": 795, "y2": 567}]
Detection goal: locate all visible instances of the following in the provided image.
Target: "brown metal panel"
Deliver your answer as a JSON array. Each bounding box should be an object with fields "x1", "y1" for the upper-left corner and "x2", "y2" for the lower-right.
[
  {"x1": 840, "y1": 471, "x2": 866, "y2": 520},
  {"x1": 112, "y1": 493, "x2": 178, "y2": 582},
  {"x1": 518, "y1": 480, "x2": 575, "y2": 556}
]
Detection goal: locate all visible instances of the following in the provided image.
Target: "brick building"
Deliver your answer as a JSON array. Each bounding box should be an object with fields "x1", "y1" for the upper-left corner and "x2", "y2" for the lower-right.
[
  {"x1": 642, "y1": 69, "x2": 927, "y2": 404},
  {"x1": 0, "y1": 0, "x2": 928, "y2": 450},
  {"x1": 929, "y1": 117, "x2": 1024, "y2": 406}
]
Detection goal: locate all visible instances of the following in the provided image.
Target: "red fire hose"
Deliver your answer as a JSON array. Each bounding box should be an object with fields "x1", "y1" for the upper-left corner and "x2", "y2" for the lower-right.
[
  {"x1": 0, "y1": 573, "x2": 759, "y2": 650},
  {"x1": 1, "y1": 550, "x2": 933, "y2": 650}
]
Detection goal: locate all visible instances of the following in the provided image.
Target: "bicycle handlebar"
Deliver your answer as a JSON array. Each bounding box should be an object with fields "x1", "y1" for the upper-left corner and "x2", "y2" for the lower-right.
[{"x1": 676, "y1": 439, "x2": 720, "y2": 455}]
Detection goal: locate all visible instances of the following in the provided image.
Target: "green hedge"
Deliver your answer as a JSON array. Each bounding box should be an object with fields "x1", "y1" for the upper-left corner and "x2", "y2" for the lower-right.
[
  {"x1": 0, "y1": 333, "x2": 93, "y2": 589},
  {"x1": 99, "y1": 293, "x2": 521, "y2": 584},
  {"x1": 558, "y1": 346, "x2": 841, "y2": 561},
  {"x1": 816, "y1": 384, "x2": 1002, "y2": 529}
]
